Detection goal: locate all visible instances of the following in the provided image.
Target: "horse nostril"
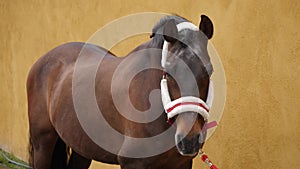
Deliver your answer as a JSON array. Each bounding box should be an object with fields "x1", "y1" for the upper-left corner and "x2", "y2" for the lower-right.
[
  {"x1": 176, "y1": 134, "x2": 185, "y2": 151},
  {"x1": 176, "y1": 134, "x2": 185, "y2": 144}
]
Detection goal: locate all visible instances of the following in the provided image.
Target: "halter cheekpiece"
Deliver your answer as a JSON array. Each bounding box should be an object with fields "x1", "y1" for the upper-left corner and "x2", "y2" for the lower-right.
[{"x1": 160, "y1": 22, "x2": 214, "y2": 122}]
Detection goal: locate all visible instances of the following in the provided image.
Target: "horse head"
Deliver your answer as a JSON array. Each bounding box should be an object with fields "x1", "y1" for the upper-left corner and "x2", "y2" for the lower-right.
[{"x1": 160, "y1": 15, "x2": 214, "y2": 156}]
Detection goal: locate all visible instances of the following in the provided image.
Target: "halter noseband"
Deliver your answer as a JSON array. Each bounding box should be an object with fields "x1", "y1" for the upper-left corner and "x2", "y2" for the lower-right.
[{"x1": 160, "y1": 22, "x2": 214, "y2": 121}]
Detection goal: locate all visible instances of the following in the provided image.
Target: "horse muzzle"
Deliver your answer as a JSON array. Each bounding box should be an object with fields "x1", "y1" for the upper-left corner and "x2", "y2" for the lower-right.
[
  {"x1": 175, "y1": 126, "x2": 207, "y2": 156},
  {"x1": 175, "y1": 133, "x2": 202, "y2": 156}
]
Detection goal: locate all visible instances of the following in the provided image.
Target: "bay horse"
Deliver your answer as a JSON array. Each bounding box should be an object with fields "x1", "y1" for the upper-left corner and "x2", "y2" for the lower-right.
[{"x1": 27, "y1": 14, "x2": 214, "y2": 169}]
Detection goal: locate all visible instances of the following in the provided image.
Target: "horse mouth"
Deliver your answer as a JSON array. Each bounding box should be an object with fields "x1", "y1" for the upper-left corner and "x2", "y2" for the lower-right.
[{"x1": 175, "y1": 134, "x2": 201, "y2": 157}]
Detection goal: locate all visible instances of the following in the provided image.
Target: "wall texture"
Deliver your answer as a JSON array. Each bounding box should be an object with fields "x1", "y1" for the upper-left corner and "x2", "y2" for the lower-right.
[{"x1": 0, "y1": 0, "x2": 299, "y2": 168}]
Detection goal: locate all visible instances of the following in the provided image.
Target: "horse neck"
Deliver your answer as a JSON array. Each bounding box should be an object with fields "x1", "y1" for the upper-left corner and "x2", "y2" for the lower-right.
[
  {"x1": 112, "y1": 38, "x2": 172, "y2": 135},
  {"x1": 119, "y1": 36, "x2": 165, "y2": 101},
  {"x1": 125, "y1": 37, "x2": 164, "y2": 67}
]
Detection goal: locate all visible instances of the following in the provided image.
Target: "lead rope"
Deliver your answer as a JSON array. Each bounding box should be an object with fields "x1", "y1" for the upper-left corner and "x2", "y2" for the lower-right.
[{"x1": 199, "y1": 151, "x2": 219, "y2": 169}]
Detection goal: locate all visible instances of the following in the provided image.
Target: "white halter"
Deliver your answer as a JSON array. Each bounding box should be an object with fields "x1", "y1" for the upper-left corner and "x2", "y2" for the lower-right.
[{"x1": 160, "y1": 22, "x2": 214, "y2": 121}]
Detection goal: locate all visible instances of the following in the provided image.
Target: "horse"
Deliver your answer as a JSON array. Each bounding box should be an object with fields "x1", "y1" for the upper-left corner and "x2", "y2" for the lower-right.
[{"x1": 27, "y1": 14, "x2": 214, "y2": 169}]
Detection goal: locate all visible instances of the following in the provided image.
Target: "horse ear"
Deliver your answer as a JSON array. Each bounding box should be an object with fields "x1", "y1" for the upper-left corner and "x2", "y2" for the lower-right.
[
  {"x1": 163, "y1": 19, "x2": 178, "y2": 43},
  {"x1": 199, "y1": 15, "x2": 214, "y2": 39}
]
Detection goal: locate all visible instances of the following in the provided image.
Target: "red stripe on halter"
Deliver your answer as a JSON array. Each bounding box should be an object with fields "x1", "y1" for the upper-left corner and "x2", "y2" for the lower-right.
[{"x1": 166, "y1": 102, "x2": 209, "y2": 113}]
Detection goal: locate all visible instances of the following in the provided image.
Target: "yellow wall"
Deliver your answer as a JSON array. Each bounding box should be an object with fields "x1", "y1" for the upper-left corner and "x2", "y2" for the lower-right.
[{"x1": 1, "y1": 0, "x2": 299, "y2": 168}]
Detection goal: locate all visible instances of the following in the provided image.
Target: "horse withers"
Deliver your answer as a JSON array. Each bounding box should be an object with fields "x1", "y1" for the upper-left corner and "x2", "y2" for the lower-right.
[{"x1": 27, "y1": 14, "x2": 214, "y2": 169}]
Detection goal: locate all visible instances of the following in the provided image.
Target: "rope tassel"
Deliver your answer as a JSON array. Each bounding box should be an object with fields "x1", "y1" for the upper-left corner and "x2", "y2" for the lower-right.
[{"x1": 201, "y1": 153, "x2": 219, "y2": 169}]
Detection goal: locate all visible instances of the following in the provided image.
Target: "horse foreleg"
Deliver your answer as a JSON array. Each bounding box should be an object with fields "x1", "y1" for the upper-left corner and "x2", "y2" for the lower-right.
[{"x1": 31, "y1": 131, "x2": 58, "y2": 169}]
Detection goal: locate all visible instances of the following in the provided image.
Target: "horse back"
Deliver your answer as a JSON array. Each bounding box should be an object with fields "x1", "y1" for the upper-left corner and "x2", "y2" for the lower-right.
[{"x1": 27, "y1": 42, "x2": 114, "y2": 111}]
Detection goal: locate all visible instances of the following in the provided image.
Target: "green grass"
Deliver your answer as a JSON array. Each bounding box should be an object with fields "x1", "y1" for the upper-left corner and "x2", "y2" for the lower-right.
[{"x1": 0, "y1": 149, "x2": 30, "y2": 169}]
